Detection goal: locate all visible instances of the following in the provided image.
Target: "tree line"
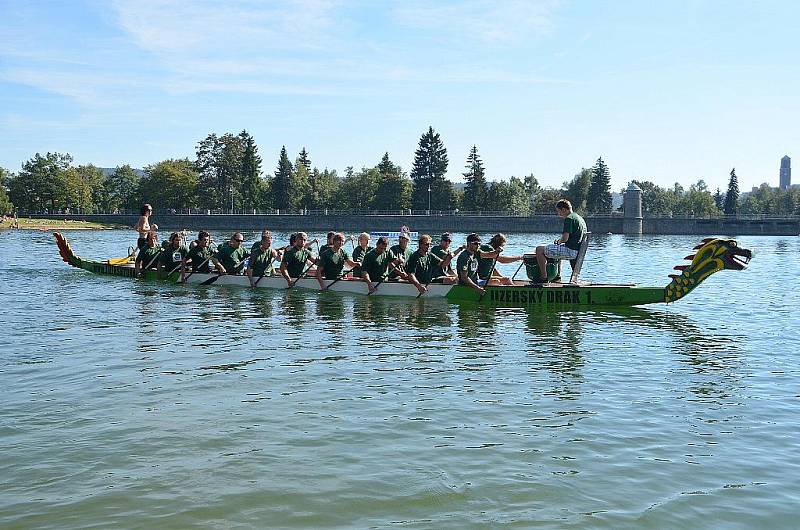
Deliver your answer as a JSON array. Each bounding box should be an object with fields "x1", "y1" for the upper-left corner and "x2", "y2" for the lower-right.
[{"x1": 1, "y1": 127, "x2": 798, "y2": 217}]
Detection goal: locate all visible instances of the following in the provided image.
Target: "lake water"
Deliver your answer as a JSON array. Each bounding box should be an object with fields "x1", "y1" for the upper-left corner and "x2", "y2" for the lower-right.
[{"x1": 1, "y1": 229, "x2": 798, "y2": 529}]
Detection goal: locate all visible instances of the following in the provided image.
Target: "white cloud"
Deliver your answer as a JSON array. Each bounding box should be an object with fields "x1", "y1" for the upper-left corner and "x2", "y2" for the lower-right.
[{"x1": 391, "y1": 0, "x2": 562, "y2": 44}]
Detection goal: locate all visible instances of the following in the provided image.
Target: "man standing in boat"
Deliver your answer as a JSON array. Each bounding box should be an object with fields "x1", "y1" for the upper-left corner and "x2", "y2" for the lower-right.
[
  {"x1": 532, "y1": 199, "x2": 587, "y2": 283},
  {"x1": 280, "y1": 231, "x2": 316, "y2": 288},
  {"x1": 215, "y1": 232, "x2": 250, "y2": 275},
  {"x1": 317, "y1": 233, "x2": 359, "y2": 290}
]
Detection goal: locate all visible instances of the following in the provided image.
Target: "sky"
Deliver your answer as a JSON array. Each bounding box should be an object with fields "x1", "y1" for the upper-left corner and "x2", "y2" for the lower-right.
[{"x1": 1, "y1": 0, "x2": 799, "y2": 193}]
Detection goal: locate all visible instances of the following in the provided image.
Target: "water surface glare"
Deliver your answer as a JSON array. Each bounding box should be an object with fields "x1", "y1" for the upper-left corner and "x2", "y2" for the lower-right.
[{"x1": 1, "y1": 230, "x2": 798, "y2": 528}]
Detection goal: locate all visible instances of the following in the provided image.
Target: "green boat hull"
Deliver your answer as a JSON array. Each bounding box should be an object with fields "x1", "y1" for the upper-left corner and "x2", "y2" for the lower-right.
[{"x1": 446, "y1": 284, "x2": 666, "y2": 307}]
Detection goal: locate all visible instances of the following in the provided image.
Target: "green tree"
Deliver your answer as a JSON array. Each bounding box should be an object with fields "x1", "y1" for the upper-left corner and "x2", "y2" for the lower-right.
[
  {"x1": 11, "y1": 152, "x2": 73, "y2": 211},
  {"x1": 628, "y1": 180, "x2": 674, "y2": 216},
  {"x1": 239, "y1": 130, "x2": 264, "y2": 210},
  {"x1": 532, "y1": 187, "x2": 565, "y2": 214},
  {"x1": 271, "y1": 146, "x2": 294, "y2": 210},
  {"x1": 374, "y1": 153, "x2": 411, "y2": 211},
  {"x1": 306, "y1": 168, "x2": 340, "y2": 209},
  {"x1": 106, "y1": 165, "x2": 141, "y2": 212},
  {"x1": 410, "y1": 126, "x2": 453, "y2": 210},
  {"x1": 586, "y1": 157, "x2": 612, "y2": 213},
  {"x1": 723, "y1": 168, "x2": 739, "y2": 215},
  {"x1": 563, "y1": 168, "x2": 592, "y2": 211},
  {"x1": 65, "y1": 164, "x2": 105, "y2": 213},
  {"x1": 683, "y1": 180, "x2": 720, "y2": 217},
  {"x1": 298, "y1": 148, "x2": 311, "y2": 172},
  {"x1": 0, "y1": 168, "x2": 13, "y2": 214},
  {"x1": 138, "y1": 159, "x2": 198, "y2": 210},
  {"x1": 195, "y1": 132, "x2": 246, "y2": 210},
  {"x1": 487, "y1": 177, "x2": 530, "y2": 214},
  {"x1": 713, "y1": 188, "x2": 725, "y2": 211},
  {"x1": 335, "y1": 167, "x2": 379, "y2": 210},
  {"x1": 462, "y1": 145, "x2": 488, "y2": 211},
  {"x1": 292, "y1": 162, "x2": 311, "y2": 210}
]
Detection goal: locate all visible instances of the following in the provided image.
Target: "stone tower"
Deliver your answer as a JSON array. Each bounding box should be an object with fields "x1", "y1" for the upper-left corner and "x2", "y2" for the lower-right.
[
  {"x1": 623, "y1": 182, "x2": 643, "y2": 235},
  {"x1": 780, "y1": 155, "x2": 791, "y2": 190}
]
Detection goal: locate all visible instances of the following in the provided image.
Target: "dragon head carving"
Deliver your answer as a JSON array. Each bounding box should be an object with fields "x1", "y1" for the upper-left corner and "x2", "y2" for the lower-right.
[{"x1": 665, "y1": 238, "x2": 752, "y2": 302}]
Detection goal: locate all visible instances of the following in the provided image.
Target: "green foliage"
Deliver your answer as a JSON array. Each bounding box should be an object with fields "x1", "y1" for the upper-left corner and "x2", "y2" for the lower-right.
[
  {"x1": 724, "y1": 168, "x2": 739, "y2": 215},
  {"x1": 298, "y1": 148, "x2": 311, "y2": 172},
  {"x1": 306, "y1": 168, "x2": 340, "y2": 209},
  {"x1": 628, "y1": 180, "x2": 675, "y2": 215},
  {"x1": 239, "y1": 131, "x2": 264, "y2": 210},
  {"x1": 410, "y1": 126, "x2": 450, "y2": 210},
  {"x1": 487, "y1": 177, "x2": 530, "y2": 214},
  {"x1": 271, "y1": 146, "x2": 294, "y2": 210},
  {"x1": 713, "y1": 188, "x2": 725, "y2": 211},
  {"x1": 106, "y1": 165, "x2": 141, "y2": 212},
  {"x1": 335, "y1": 167, "x2": 379, "y2": 210},
  {"x1": 67, "y1": 164, "x2": 105, "y2": 213},
  {"x1": 0, "y1": 168, "x2": 13, "y2": 214},
  {"x1": 195, "y1": 132, "x2": 250, "y2": 210},
  {"x1": 563, "y1": 168, "x2": 592, "y2": 211},
  {"x1": 462, "y1": 145, "x2": 488, "y2": 211},
  {"x1": 682, "y1": 180, "x2": 720, "y2": 217},
  {"x1": 139, "y1": 159, "x2": 198, "y2": 210},
  {"x1": 531, "y1": 187, "x2": 565, "y2": 214},
  {"x1": 10, "y1": 152, "x2": 73, "y2": 211},
  {"x1": 374, "y1": 153, "x2": 411, "y2": 210},
  {"x1": 587, "y1": 157, "x2": 612, "y2": 213},
  {"x1": 740, "y1": 183, "x2": 800, "y2": 215}
]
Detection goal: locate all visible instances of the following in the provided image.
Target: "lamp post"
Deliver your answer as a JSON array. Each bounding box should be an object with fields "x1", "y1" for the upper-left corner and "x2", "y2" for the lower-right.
[
  {"x1": 230, "y1": 186, "x2": 234, "y2": 214},
  {"x1": 427, "y1": 184, "x2": 431, "y2": 215}
]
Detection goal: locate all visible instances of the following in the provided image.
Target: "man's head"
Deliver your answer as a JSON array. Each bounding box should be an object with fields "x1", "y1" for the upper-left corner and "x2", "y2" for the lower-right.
[
  {"x1": 332, "y1": 232, "x2": 345, "y2": 249},
  {"x1": 294, "y1": 232, "x2": 308, "y2": 248},
  {"x1": 418, "y1": 234, "x2": 432, "y2": 254},
  {"x1": 375, "y1": 236, "x2": 389, "y2": 252},
  {"x1": 168, "y1": 232, "x2": 182, "y2": 248},
  {"x1": 358, "y1": 232, "x2": 370, "y2": 247},
  {"x1": 326, "y1": 231, "x2": 335, "y2": 244},
  {"x1": 141, "y1": 203, "x2": 153, "y2": 216},
  {"x1": 440, "y1": 232, "x2": 452, "y2": 248},
  {"x1": 466, "y1": 233, "x2": 481, "y2": 253},
  {"x1": 398, "y1": 232, "x2": 410, "y2": 248},
  {"x1": 146, "y1": 230, "x2": 158, "y2": 246},
  {"x1": 489, "y1": 233, "x2": 507, "y2": 250},
  {"x1": 261, "y1": 230, "x2": 272, "y2": 246},
  {"x1": 197, "y1": 230, "x2": 211, "y2": 248},
  {"x1": 230, "y1": 232, "x2": 245, "y2": 248},
  {"x1": 555, "y1": 199, "x2": 573, "y2": 218}
]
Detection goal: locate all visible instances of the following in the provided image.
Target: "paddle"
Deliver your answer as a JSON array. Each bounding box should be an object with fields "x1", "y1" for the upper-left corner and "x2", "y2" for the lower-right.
[
  {"x1": 477, "y1": 257, "x2": 497, "y2": 302},
  {"x1": 415, "y1": 252, "x2": 443, "y2": 298},
  {"x1": 253, "y1": 252, "x2": 278, "y2": 287},
  {"x1": 288, "y1": 256, "x2": 316, "y2": 289},
  {"x1": 137, "y1": 250, "x2": 162, "y2": 278},
  {"x1": 323, "y1": 267, "x2": 355, "y2": 290},
  {"x1": 368, "y1": 261, "x2": 402, "y2": 296},
  {"x1": 181, "y1": 250, "x2": 215, "y2": 284}
]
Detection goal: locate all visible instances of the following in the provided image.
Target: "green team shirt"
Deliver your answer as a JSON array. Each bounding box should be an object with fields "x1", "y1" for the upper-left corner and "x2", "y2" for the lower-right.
[
  {"x1": 477, "y1": 244, "x2": 497, "y2": 280},
  {"x1": 249, "y1": 245, "x2": 276, "y2": 277},
  {"x1": 389, "y1": 243, "x2": 413, "y2": 263},
  {"x1": 431, "y1": 246, "x2": 452, "y2": 278},
  {"x1": 406, "y1": 251, "x2": 436, "y2": 284},
  {"x1": 159, "y1": 244, "x2": 188, "y2": 268},
  {"x1": 563, "y1": 212, "x2": 587, "y2": 251},
  {"x1": 186, "y1": 245, "x2": 215, "y2": 273},
  {"x1": 361, "y1": 248, "x2": 391, "y2": 281},
  {"x1": 318, "y1": 247, "x2": 351, "y2": 279},
  {"x1": 282, "y1": 246, "x2": 312, "y2": 278},
  {"x1": 136, "y1": 245, "x2": 161, "y2": 268},
  {"x1": 318, "y1": 243, "x2": 331, "y2": 255},
  {"x1": 351, "y1": 245, "x2": 372, "y2": 277},
  {"x1": 216, "y1": 242, "x2": 250, "y2": 274},
  {"x1": 456, "y1": 250, "x2": 480, "y2": 285}
]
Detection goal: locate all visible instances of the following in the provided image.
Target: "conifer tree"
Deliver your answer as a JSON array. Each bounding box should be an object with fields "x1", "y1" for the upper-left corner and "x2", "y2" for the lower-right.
[
  {"x1": 713, "y1": 188, "x2": 725, "y2": 211},
  {"x1": 272, "y1": 146, "x2": 293, "y2": 210},
  {"x1": 462, "y1": 145, "x2": 488, "y2": 211},
  {"x1": 410, "y1": 126, "x2": 452, "y2": 210},
  {"x1": 298, "y1": 148, "x2": 311, "y2": 172},
  {"x1": 724, "y1": 168, "x2": 739, "y2": 215},
  {"x1": 375, "y1": 153, "x2": 410, "y2": 210},
  {"x1": 586, "y1": 157, "x2": 612, "y2": 213},
  {"x1": 239, "y1": 130, "x2": 263, "y2": 210}
]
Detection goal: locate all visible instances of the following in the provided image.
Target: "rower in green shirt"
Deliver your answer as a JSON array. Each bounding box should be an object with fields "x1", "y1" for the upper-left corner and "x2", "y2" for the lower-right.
[
  {"x1": 360, "y1": 236, "x2": 402, "y2": 294},
  {"x1": 316, "y1": 232, "x2": 358, "y2": 289},
  {"x1": 405, "y1": 234, "x2": 452, "y2": 295},
  {"x1": 247, "y1": 230, "x2": 280, "y2": 287},
  {"x1": 215, "y1": 232, "x2": 250, "y2": 275},
  {"x1": 388, "y1": 232, "x2": 413, "y2": 280},
  {"x1": 476, "y1": 233, "x2": 522, "y2": 286},
  {"x1": 158, "y1": 231, "x2": 188, "y2": 278},
  {"x1": 280, "y1": 231, "x2": 316, "y2": 288},
  {"x1": 134, "y1": 231, "x2": 162, "y2": 278},
  {"x1": 351, "y1": 232, "x2": 372, "y2": 278},
  {"x1": 181, "y1": 230, "x2": 223, "y2": 280},
  {"x1": 430, "y1": 232, "x2": 463, "y2": 281}
]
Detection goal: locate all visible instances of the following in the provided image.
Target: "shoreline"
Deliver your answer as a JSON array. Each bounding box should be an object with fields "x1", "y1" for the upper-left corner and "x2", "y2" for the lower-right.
[{"x1": 0, "y1": 218, "x2": 123, "y2": 231}]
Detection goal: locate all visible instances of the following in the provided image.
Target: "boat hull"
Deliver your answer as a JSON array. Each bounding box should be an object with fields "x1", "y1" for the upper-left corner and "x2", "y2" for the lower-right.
[{"x1": 445, "y1": 284, "x2": 665, "y2": 307}]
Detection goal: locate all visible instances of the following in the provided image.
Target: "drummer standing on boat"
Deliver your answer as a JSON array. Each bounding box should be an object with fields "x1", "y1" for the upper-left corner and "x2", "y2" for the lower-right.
[{"x1": 133, "y1": 204, "x2": 157, "y2": 251}]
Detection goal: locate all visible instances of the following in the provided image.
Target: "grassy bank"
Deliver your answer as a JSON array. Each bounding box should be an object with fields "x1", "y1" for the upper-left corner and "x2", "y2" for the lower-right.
[{"x1": 0, "y1": 217, "x2": 123, "y2": 230}]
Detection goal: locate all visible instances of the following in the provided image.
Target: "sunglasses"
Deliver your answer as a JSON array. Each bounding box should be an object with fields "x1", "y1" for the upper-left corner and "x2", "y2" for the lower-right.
[{"x1": 234, "y1": 239, "x2": 244, "y2": 242}]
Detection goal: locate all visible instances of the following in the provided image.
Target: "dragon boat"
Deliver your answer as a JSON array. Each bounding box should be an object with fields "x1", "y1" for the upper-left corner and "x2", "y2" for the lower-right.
[{"x1": 53, "y1": 233, "x2": 751, "y2": 308}]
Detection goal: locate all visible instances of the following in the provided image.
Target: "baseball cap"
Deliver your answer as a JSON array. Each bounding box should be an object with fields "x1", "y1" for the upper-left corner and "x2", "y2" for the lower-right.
[{"x1": 441, "y1": 232, "x2": 452, "y2": 241}]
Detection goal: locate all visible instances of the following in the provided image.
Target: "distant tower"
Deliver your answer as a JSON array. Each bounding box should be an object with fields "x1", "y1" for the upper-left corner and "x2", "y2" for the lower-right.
[{"x1": 780, "y1": 155, "x2": 791, "y2": 190}]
